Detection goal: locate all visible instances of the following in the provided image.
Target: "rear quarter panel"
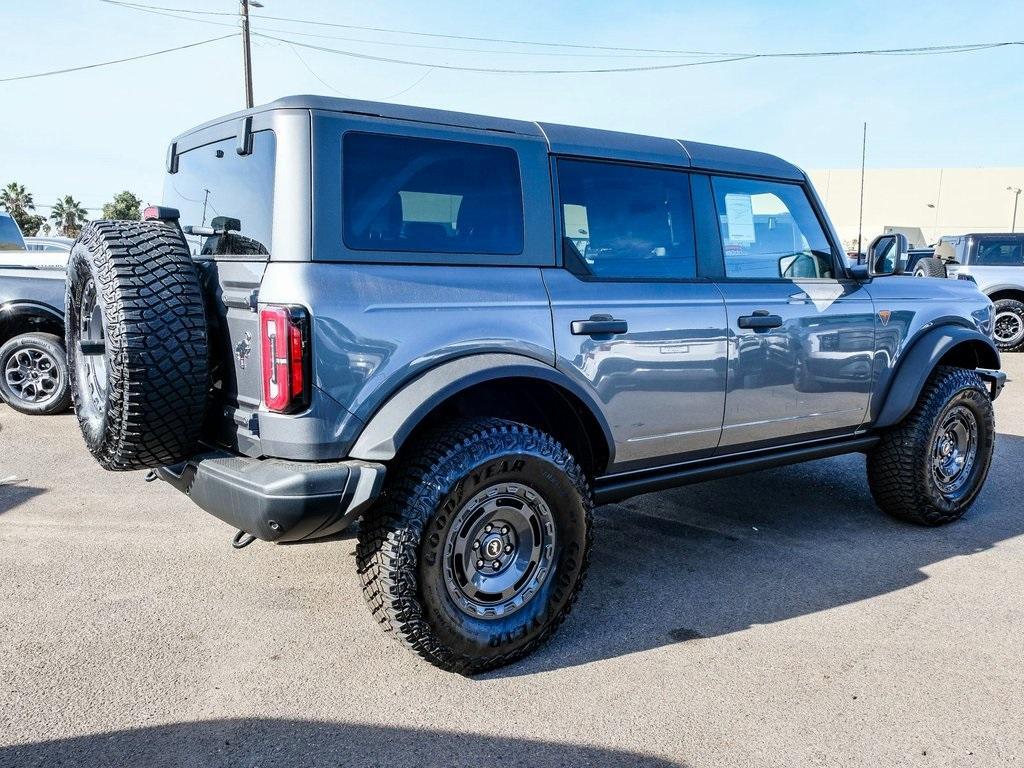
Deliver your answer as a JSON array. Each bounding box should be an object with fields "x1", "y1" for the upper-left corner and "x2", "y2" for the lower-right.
[{"x1": 256, "y1": 262, "x2": 556, "y2": 427}]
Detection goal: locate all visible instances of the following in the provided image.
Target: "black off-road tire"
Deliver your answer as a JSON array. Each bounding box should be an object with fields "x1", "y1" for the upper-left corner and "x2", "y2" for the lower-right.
[
  {"x1": 867, "y1": 366, "x2": 994, "y2": 526},
  {"x1": 0, "y1": 332, "x2": 71, "y2": 415},
  {"x1": 913, "y1": 257, "x2": 947, "y2": 278},
  {"x1": 65, "y1": 220, "x2": 209, "y2": 470},
  {"x1": 356, "y1": 418, "x2": 593, "y2": 674},
  {"x1": 991, "y1": 298, "x2": 1024, "y2": 352}
]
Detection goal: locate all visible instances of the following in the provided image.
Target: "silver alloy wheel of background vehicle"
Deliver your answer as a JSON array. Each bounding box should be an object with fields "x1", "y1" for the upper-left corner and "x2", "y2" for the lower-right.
[
  {"x1": 76, "y1": 278, "x2": 109, "y2": 421},
  {"x1": 3, "y1": 346, "x2": 61, "y2": 406},
  {"x1": 993, "y1": 309, "x2": 1024, "y2": 348},
  {"x1": 930, "y1": 404, "x2": 979, "y2": 495},
  {"x1": 443, "y1": 483, "x2": 557, "y2": 620}
]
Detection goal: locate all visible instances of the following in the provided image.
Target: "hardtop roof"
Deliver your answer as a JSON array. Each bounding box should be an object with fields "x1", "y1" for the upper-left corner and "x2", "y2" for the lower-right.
[{"x1": 174, "y1": 94, "x2": 804, "y2": 180}]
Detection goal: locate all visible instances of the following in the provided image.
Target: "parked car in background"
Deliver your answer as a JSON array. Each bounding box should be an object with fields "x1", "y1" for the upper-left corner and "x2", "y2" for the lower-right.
[
  {"x1": 0, "y1": 214, "x2": 70, "y2": 270},
  {"x1": 25, "y1": 236, "x2": 74, "y2": 254},
  {"x1": 912, "y1": 233, "x2": 1024, "y2": 351},
  {"x1": 0, "y1": 265, "x2": 70, "y2": 414}
]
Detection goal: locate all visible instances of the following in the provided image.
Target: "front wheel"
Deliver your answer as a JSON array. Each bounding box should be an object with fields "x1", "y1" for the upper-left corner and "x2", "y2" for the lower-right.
[
  {"x1": 0, "y1": 333, "x2": 71, "y2": 415},
  {"x1": 357, "y1": 418, "x2": 593, "y2": 674},
  {"x1": 992, "y1": 298, "x2": 1024, "y2": 352},
  {"x1": 867, "y1": 366, "x2": 995, "y2": 526}
]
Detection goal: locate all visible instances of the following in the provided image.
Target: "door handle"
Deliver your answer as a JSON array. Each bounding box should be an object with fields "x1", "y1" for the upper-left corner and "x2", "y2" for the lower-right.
[
  {"x1": 737, "y1": 310, "x2": 783, "y2": 330},
  {"x1": 571, "y1": 315, "x2": 628, "y2": 337}
]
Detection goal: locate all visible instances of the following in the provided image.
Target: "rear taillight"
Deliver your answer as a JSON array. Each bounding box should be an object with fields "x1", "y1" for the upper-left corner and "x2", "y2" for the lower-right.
[{"x1": 260, "y1": 305, "x2": 310, "y2": 413}]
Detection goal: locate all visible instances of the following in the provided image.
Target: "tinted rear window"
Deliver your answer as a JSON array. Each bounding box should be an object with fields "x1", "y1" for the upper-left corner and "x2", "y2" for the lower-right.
[
  {"x1": 0, "y1": 215, "x2": 25, "y2": 251},
  {"x1": 974, "y1": 238, "x2": 1024, "y2": 266},
  {"x1": 163, "y1": 131, "x2": 275, "y2": 256},
  {"x1": 342, "y1": 133, "x2": 523, "y2": 255}
]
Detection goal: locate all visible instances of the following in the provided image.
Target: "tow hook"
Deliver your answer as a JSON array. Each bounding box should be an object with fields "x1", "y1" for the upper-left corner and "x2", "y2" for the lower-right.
[
  {"x1": 232, "y1": 530, "x2": 257, "y2": 549},
  {"x1": 143, "y1": 470, "x2": 158, "y2": 483}
]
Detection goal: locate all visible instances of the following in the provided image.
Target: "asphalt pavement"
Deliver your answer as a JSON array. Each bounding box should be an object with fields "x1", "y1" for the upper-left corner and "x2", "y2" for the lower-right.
[{"x1": 2, "y1": 358, "x2": 1023, "y2": 767}]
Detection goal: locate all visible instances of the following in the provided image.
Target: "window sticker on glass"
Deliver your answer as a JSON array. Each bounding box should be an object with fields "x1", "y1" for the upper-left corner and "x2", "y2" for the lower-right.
[{"x1": 724, "y1": 193, "x2": 756, "y2": 243}]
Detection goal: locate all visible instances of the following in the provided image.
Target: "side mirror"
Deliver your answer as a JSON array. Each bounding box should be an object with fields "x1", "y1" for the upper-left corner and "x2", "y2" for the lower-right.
[{"x1": 865, "y1": 233, "x2": 908, "y2": 277}]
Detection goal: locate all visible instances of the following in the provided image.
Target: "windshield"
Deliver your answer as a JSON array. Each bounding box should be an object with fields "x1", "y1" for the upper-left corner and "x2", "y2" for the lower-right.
[{"x1": 0, "y1": 214, "x2": 26, "y2": 251}]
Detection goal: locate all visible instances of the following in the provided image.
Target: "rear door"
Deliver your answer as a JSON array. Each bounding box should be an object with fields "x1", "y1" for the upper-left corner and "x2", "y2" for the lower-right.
[
  {"x1": 163, "y1": 130, "x2": 277, "y2": 454},
  {"x1": 703, "y1": 174, "x2": 875, "y2": 450},
  {"x1": 544, "y1": 158, "x2": 728, "y2": 472}
]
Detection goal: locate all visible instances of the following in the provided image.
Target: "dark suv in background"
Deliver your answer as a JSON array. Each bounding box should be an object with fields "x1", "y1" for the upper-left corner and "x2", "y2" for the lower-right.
[{"x1": 65, "y1": 96, "x2": 1004, "y2": 673}]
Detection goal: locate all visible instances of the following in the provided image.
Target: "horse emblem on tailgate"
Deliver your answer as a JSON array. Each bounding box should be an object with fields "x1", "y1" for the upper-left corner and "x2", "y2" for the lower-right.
[{"x1": 235, "y1": 331, "x2": 253, "y2": 369}]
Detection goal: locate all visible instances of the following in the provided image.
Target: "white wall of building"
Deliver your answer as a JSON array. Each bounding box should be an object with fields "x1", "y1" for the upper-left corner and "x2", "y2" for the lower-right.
[{"x1": 808, "y1": 168, "x2": 1024, "y2": 249}]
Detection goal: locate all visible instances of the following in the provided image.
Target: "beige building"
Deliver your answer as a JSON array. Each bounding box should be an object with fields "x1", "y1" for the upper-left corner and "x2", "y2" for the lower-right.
[{"x1": 808, "y1": 168, "x2": 1024, "y2": 250}]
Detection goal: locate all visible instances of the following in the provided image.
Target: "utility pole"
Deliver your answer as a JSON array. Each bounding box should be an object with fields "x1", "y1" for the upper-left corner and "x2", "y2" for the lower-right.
[
  {"x1": 1009, "y1": 186, "x2": 1022, "y2": 232},
  {"x1": 856, "y1": 122, "x2": 867, "y2": 256},
  {"x1": 240, "y1": 0, "x2": 263, "y2": 108},
  {"x1": 200, "y1": 188, "x2": 210, "y2": 226}
]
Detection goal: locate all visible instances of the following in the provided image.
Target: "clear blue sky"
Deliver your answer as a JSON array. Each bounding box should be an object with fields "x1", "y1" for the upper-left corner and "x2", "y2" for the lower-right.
[{"x1": 1, "y1": 0, "x2": 1022, "y2": 212}]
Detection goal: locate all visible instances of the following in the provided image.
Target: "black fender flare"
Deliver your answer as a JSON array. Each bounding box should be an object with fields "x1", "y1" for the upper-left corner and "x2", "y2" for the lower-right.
[
  {"x1": 348, "y1": 353, "x2": 615, "y2": 465},
  {"x1": 0, "y1": 300, "x2": 65, "y2": 342},
  {"x1": 874, "y1": 325, "x2": 1000, "y2": 429}
]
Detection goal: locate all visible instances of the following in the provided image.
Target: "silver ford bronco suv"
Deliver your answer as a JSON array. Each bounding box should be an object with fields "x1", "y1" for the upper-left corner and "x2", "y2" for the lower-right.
[
  {"x1": 66, "y1": 96, "x2": 1006, "y2": 673},
  {"x1": 911, "y1": 233, "x2": 1024, "y2": 352}
]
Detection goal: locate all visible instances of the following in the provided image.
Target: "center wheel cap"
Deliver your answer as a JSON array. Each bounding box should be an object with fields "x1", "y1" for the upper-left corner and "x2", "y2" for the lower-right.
[
  {"x1": 443, "y1": 482, "x2": 557, "y2": 620},
  {"x1": 484, "y1": 538, "x2": 503, "y2": 558}
]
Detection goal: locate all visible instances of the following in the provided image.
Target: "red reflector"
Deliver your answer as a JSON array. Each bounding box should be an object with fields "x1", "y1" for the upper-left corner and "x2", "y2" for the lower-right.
[
  {"x1": 260, "y1": 305, "x2": 308, "y2": 413},
  {"x1": 289, "y1": 319, "x2": 304, "y2": 399}
]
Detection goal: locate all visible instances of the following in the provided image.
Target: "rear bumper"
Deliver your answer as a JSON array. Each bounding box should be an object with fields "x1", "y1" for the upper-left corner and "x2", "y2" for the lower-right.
[
  {"x1": 155, "y1": 451, "x2": 385, "y2": 542},
  {"x1": 977, "y1": 368, "x2": 1007, "y2": 400}
]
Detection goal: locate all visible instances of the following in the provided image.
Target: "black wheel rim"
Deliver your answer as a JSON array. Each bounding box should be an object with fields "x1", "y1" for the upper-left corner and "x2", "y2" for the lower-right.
[
  {"x1": 443, "y1": 482, "x2": 556, "y2": 620},
  {"x1": 76, "y1": 278, "x2": 109, "y2": 420},
  {"x1": 3, "y1": 345, "x2": 60, "y2": 406},
  {"x1": 931, "y1": 404, "x2": 979, "y2": 495},
  {"x1": 993, "y1": 310, "x2": 1023, "y2": 346}
]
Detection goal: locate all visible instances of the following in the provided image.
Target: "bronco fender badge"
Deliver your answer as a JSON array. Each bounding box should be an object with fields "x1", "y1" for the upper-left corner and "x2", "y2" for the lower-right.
[
  {"x1": 878, "y1": 310, "x2": 891, "y2": 326},
  {"x1": 235, "y1": 331, "x2": 253, "y2": 369}
]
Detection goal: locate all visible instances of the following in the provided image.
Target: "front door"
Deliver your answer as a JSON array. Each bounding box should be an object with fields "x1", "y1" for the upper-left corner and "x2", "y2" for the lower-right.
[
  {"x1": 706, "y1": 175, "x2": 875, "y2": 450},
  {"x1": 545, "y1": 158, "x2": 729, "y2": 472}
]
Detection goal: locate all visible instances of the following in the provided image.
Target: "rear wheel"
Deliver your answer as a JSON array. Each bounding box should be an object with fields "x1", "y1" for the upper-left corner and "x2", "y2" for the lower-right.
[
  {"x1": 357, "y1": 418, "x2": 593, "y2": 674},
  {"x1": 0, "y1": 333, "x2": 71, "y2": 415},
  {"x1": 867, "y1": 366, "x2": 994, "y2": 526},
  {"x1": 913, "y1": 257, "x2": 947, "y2": 278},
  {"x1": 992, "y1": 298, "x2": 1024, "y2": 352}
]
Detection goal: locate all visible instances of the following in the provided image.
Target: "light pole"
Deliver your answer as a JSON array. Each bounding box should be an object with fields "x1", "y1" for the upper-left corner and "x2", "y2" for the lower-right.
[
  {"x1": 1009, "y1": 186, "x2": 1022, "y2": 233},
  {"x1": 240, "y1": 0, "x2": 263, "y2": 109}
]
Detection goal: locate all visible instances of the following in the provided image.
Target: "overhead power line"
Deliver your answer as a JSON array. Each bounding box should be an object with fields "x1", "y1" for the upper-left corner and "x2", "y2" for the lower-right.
[
  {"x1": 0, "y1": 34, "x2": 236, "y2": 83},
  {"x1": 100, "y1": 1, "x2": 1024, "y2": 61},
  {"x1": 99, "y1": 0, "x2": 715, "y2": 59},
  {"x1": 254, "y1": 33, "x2": 758, "y2": 74},
  {"x1": 253, "y1": 32, "x2": 1022, "y2": 75}
]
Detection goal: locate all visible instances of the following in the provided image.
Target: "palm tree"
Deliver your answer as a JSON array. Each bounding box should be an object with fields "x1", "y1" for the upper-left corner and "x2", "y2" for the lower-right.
[
  {"x1": 50, "y1": 195, "x2": 89, "y2": 238},
  {"x1": 0, "y1": 182, "x2": 35, "y2": 221}
]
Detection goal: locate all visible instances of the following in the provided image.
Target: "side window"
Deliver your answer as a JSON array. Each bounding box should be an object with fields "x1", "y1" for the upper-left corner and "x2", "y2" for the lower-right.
[
  {"x1": 343, "y1": 133, "x2": 523, "y2": 255},
  {"x1": 711, "y1": 176, "x2": 834, "y2": 279},
  {"x1": 974, "y1": 239, "x2": 1023, "y2": 266},
  {"x1": 556, "y1": 158, "x2": 696, "y2": 279},
  {"x1": 163, "y1": 131, "x2": 276, "y2": 257},
  {"x1": 0, "y1": 215, "x2": 25, "y2": 251}
]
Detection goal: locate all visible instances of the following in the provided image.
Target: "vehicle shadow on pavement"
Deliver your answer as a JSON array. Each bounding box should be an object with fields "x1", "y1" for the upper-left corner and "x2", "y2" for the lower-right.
[
  {"x1": 489, "y1": 432, "x2": 1024, "y2": 678},
  {"x1": 0, "y1": 482, "x2": 45, "y2": 515},
  {"x1": 0, "y1": 718, "x2": 686, "y2": 768}
]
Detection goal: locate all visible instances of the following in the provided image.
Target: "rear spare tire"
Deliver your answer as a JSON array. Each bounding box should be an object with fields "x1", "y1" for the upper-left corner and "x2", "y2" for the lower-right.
[
  {"x1": 66, "y1": 220, "x2": 209, "y2": 470},
  {"x1": 913, "y1": 257, "x2": 947, "y2": 278}
]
